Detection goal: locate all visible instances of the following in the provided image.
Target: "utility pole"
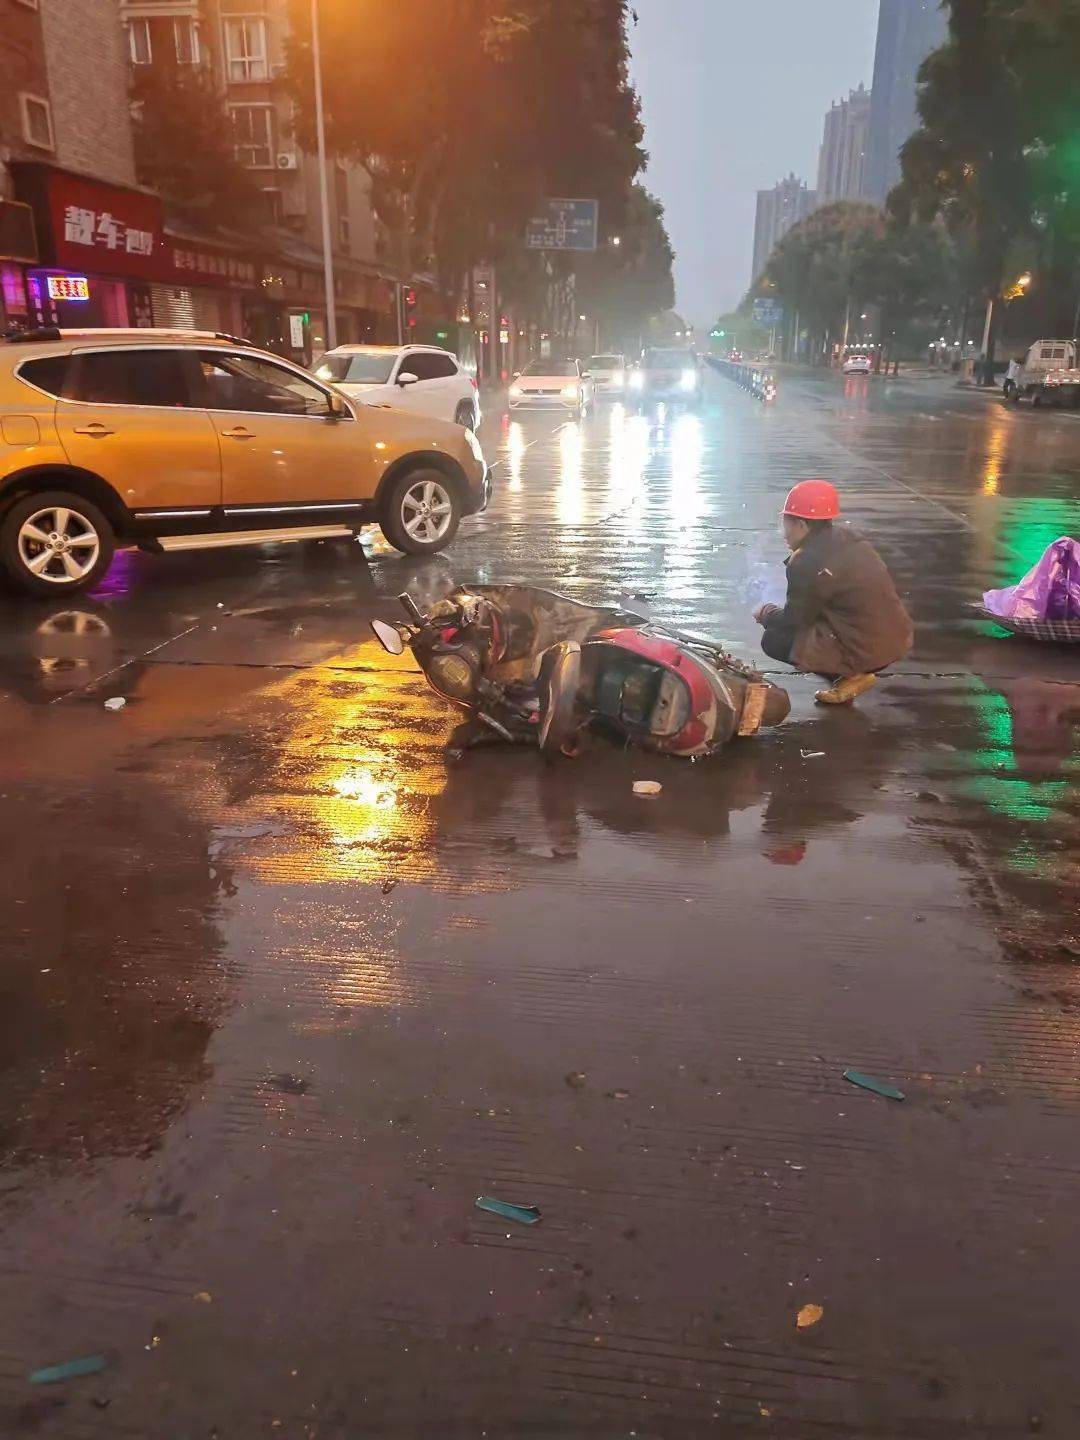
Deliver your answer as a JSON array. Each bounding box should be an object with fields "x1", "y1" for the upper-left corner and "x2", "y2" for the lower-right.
[{"x1": 311, "y1": 0, "x2": 337, "y2": 351}]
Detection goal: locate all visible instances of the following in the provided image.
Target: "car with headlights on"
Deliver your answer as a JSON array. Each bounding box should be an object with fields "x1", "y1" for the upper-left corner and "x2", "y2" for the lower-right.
[
  {"x1": 585, "y1": 353, "x2": 627, "y2": 398},
  {"x1": 628, "y1": 346, "x2": 702, "y2": 407},
  {"x1": 508, "y1": 358, "x2": 593, "y2": 418}
]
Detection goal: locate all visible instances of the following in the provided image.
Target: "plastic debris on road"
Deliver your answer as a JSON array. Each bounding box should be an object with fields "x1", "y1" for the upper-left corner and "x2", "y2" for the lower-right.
[
  {"x1": 380, "y1": 877, "x2": 399, "y2": 895},
  {"x1": 103, "y1": 697, "x2": 126, "y2": 711},
  {"x1": 843, "y1": 1068, "x2": 906, "y2": 1101},
  {"x1": 800, "y1": 749, "x2": 825, "y2": 759},
  {"x1": 633, "y1": 780, "x2": 662, "y2": 796},
  {"x1": 475, "y1": 1196, "x2": 541, "y2": 1226},
  {"x1": 796, "y1": 1303, "x2": 824, "y2": 1329},
  {"x1": 29, "y1": 1355, "x2": 107, "y2": 1385}
]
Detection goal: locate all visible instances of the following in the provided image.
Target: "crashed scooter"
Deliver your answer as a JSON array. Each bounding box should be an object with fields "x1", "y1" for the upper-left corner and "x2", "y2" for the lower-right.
[{"x1": 371, "y1": 584, "x2": 791, "y2": 758}]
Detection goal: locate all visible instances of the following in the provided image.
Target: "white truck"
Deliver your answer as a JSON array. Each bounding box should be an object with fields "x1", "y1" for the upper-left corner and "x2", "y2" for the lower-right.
[{"x1": 1005, "y1": 339, "x2": 1080, "y2": 407}]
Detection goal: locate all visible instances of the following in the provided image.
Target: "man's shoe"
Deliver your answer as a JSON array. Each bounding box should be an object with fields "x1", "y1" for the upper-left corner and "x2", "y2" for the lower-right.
[{"x1": 815, "y1": 673, "x2": 878, "y2": 705}]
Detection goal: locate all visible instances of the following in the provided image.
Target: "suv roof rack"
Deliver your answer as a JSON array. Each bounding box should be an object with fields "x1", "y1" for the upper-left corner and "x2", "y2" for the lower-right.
[{"x1": 4, "y1": 326, "x2": 61, "y2": 344}]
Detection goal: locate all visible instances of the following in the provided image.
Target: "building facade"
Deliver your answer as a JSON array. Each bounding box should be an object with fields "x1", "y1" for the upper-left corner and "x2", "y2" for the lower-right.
[
  {"x1": 863, "y1": 0, "x2": 948, "y2": 204},
  {"x1": 751, "y1": 174, "x2": 816, "y2": 286},
  {"x1": 816, "y1": 83, "x2": 872, "y2": 209},
  {"x1": 0, "y1": 0, "x2": 398, "y2": 353}
]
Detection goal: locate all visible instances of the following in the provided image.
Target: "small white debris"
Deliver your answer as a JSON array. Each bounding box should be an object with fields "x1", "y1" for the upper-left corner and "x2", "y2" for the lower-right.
[
  {"x1": 633, "y1": 780, "x2": 662, "y2": 797},
  {"x1": 103, "y1": 697, "x2": 126, "y2": 711},
  {"x1": 800, "y1": 749, "x2": 825, "y2": 759}
]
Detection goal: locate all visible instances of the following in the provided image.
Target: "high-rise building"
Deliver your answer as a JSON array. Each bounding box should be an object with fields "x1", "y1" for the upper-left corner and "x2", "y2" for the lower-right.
[
  {"x1": 863, "y1": 0, "x2": 949, "y2": 204},
  {"x1": 751, "y1": 174, "x2": 816, "y2": 285},
  {"x1": 816, "y1": 83, "x2": 872, "y2": 208}
]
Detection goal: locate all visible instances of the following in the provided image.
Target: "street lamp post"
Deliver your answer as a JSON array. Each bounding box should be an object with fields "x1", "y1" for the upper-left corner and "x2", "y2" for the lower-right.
[{"x1": 311, "y1": 0, "x2": 338, "y2": 352}]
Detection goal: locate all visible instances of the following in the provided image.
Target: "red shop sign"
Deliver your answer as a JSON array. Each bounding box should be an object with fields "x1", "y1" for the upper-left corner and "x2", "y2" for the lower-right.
[
  {"x1": 40, "y1": 170, "x2": 164, "y2": 281},
  {"x1": 161, "y1": 239, "x2": 258, "y2": 290}
]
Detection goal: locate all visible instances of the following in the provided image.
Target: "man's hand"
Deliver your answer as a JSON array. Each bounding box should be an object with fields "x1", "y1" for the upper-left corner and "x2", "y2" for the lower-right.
[{"x1": 753, "y1": 603, "x2": 777, "y2": 626}]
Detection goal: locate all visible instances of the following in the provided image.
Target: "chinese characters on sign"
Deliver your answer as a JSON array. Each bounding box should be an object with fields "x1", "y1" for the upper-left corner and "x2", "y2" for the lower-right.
[
  {"x1": 169, "y1": 246, "x2": 257, "y2": 286},
  {"x1": 47, "y1": 276, "x2": 90, "y2": 302},
  {"x1": 64, "y1": 205, "x2": 153, "y2": 258}
]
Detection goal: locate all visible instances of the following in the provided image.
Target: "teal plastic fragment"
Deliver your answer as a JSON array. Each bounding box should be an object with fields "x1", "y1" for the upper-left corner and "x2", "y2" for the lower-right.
[
  {"x1": 843, "y1": 1068, "x2": 905, "y2": 1101},
  {"x1": 29, "y1": 1354, "x2": 107, "y2": 1385},
  {"x1": 475, "y1": 1196, "x2": 541, "y2": 1225}
]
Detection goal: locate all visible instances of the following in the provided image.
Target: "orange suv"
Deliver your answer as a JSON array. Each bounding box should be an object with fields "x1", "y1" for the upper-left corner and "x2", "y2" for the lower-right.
[{"x1": 0, "y1": 328, "x2": 491, "y2": 596}]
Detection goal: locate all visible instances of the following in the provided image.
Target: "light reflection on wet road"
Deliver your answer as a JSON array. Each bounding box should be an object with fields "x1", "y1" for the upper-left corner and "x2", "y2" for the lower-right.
[{"x1": 0, "y1": 368, "x2": 1077, "y2": 1436}]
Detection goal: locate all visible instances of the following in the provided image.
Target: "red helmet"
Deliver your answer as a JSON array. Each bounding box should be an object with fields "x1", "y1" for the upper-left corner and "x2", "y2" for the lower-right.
[{"x1": 783, "y1": 479, "x2": 840, "y2": 520}]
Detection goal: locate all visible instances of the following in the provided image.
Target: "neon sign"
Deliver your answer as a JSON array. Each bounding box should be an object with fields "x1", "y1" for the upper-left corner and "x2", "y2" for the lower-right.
[{"x1": 47, "y1": 275, "x2": 90, "y2": 302}]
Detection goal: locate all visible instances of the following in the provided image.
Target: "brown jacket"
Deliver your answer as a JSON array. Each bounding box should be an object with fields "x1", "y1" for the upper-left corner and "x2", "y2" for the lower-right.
[{"x1": 777, "y1": 525, "x2": 913, "y2": 675}]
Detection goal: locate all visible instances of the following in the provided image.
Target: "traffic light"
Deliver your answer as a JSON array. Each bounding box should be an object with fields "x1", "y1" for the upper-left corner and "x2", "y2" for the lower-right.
[{"x1": 402, "y1": 286, "x2": 418, "y2": 331}]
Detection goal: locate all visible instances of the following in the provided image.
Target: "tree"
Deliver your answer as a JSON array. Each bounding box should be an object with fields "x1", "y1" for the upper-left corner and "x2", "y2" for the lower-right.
[
  {"x1": 764, "y1": 202, "x2": 883, "y2": 359},
  {"x1": 284, "y1": 0, "x2": 648, "y2": 314},
  {"x1": 849, "y1": 222, "x2": 955, "y2": 369},
  {"x1": 131, "y1": 61, "x2": 259, "y2": 218},
  {"x1": 573, "y1": 187, "x2": 675, "y2": 351},
  {"x1": 887, "y1": 0, "x2": 1080, "y2": 365}
]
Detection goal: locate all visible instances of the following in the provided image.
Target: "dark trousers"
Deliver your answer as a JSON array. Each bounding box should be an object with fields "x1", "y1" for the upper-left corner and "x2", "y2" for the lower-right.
[
  {"x1": 760, "y1": 615, "x2": 796, "y2": 665},
  {"x1": 760, "y1": 617, "x2": 840, "y2": 682}
]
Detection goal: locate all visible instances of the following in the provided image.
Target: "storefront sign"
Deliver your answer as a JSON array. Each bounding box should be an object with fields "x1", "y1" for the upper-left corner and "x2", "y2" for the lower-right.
[
  {"x1": 47, "y1": 275, "x2": 90, "y2": 302},
  {"x1": 34, "y1": 169, "x2": 164, "y2": 280},
  {"x1": 289, "y1": 313, "x2": 306, "y2": 348},
  {"x1": 164, "y1": 242, "x2": 258, "y2": 289}
]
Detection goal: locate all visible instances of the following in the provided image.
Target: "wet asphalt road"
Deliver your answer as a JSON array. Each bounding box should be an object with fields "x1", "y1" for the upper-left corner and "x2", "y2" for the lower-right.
[{"x1": 0, "y1": 367, "x2": 1078, "y2": 1438}]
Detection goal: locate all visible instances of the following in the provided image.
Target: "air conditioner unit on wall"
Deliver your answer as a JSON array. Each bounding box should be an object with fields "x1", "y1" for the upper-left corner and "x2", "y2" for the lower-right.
[{"x1": 276, "y1": 152, "x2": 299, "y2": 171}]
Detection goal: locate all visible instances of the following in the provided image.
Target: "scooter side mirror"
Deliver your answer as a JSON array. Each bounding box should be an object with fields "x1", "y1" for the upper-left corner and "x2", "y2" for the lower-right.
[{"x1": 371, "y1": 619, "x2": 406, "y2": 656}]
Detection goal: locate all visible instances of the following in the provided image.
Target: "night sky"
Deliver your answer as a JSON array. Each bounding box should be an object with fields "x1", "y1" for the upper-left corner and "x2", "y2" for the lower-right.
[{"x1": 630, "y1": 0, "x2": 879, "y2": 326}]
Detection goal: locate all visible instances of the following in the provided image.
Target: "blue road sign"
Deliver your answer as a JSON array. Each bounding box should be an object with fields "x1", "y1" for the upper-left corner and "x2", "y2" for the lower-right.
[
  {"x1": 752, "y1": 298, "x2": 783, "y2": 327},
  {"x1": 525, "y1": 199, "x2": 599, "y2": 252}
]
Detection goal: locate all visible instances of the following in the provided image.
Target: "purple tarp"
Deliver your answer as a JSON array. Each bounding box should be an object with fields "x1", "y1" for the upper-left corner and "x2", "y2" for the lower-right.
[{"x1": 983, "y1": 537, "x2": 1080, "y2": 622}]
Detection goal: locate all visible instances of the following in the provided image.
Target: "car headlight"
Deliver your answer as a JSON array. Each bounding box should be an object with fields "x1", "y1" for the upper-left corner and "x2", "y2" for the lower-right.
[
  {"x1": 612, "y1": 370, "x2": 625, "y2": 387},
  {"x1": 680, "y1": 369, "x2": 698, "y2": 390},
  {"x1": 509, "y1": 383, "x2": 522, "y2": 397},
  {"x1": 629, "y1": 371, "x2": 645, "y2": 390},
  {"x1": 561, "y1": 384, "x2": 580, "y2": 399}
]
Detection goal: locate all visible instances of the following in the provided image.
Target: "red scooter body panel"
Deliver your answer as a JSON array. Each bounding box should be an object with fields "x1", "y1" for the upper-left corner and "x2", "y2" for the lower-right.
[{"x1": 593, "y1": 626, "x2": 725, "y2": 756}]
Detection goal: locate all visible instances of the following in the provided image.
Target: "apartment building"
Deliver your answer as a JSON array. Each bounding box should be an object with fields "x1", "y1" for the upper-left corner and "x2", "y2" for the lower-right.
[{"x1": 119, "y1": 0, "x2": 388, "y2": 352}]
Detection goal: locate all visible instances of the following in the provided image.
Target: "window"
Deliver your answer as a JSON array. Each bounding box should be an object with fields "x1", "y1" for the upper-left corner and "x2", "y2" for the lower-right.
[
  {"x1": 199, "y1": 352, "x2": 337, "y2": 417},
  {"x1": 316, "y1": 351, "x2": 395, "y2": 384},
  {"x1": 19, "y1": 94, "x2": 53, "y2": 150},
  {"x1": 224, "y1": 16, "x2": 269, "y2": 81},
  {"x1": 18, "y1": 356, "x2": 75, "y2": 399},
  {"x1": 127, "y1": 18, "x2": 152, "y2": 64},
  {"x1": 260, "y1": 188, "x2": 283, "y2": 225},
  {"x1": 174, "y1": 18, "x2": 201, "y2": 64},
  {"x1": 522, "y1": 358, "x2": 577, "y2": 377},
  {"x1": 229, "y1": 104, "x2": 273, "y2": 168},
  {"x1": 69, "y1": 350, "x2": 195, "y2": 408},
  {"x1": 401, "y1": 352, "x2": 457, "y2": 382}
]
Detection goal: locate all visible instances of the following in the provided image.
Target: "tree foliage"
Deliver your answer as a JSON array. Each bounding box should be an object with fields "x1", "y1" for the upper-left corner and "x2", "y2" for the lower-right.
[
  {"x1": 131, "y1": 62, "x2": 259, "y2": 218},
  {"x1": 764, "y1": 202, "x2": 953, "y2": 362},
  {"x1": 284, "y1": 0, "x2": 666, "y2": 333},
  {"x1": 890, "y1": 0, "x2": 1080, "y2": 340}
]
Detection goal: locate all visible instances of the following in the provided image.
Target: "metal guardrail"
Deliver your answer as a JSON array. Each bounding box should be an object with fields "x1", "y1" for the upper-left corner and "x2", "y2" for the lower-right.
[{"x1": 706, "y1": 356, "x2": 777, "y2": 402}]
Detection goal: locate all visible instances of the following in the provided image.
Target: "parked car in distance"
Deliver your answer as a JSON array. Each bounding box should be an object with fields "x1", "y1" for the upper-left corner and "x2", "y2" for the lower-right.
[
  {"x1": 628, "y1": 347, "x2": 702, "y2": 406},
  {"x1": 0, "y1": 328, "x2": 490, "y2": 596},
  {"x1": 314, "y1": 344, "x2": 480, "y2": 429},
  {"x1": 509, "y1": 358, "x2": 593, "y2": 418},
  {"x1": 585, "y1": 353, "x2": 627, "y2": 398},
  {"x1": 842, "y1": 353, "x2": 873, "y2": 375}
]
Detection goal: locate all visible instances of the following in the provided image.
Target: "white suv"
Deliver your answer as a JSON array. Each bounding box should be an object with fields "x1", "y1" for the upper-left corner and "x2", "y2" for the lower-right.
[{"x1": 315, "y1": 344, "x2": 481, "y2": 429}]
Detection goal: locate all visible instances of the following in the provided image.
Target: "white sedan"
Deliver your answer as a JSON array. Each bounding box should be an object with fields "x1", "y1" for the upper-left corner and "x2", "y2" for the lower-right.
[
  {"x1": 842, "y1": 353, "x2": 873, "y2": 375},
  {"x1": 509, "y1": 358, "x2": 593, "y2": 417}
]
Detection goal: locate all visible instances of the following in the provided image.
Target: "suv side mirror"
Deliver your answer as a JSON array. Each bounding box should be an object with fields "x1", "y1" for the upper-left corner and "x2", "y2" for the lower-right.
[
  {"x1": 327, "y1": 391, "x2": 347, "y2": 417},
  {"x1": 397, "y1": 371, "x2": 419, "y2": 387}
]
